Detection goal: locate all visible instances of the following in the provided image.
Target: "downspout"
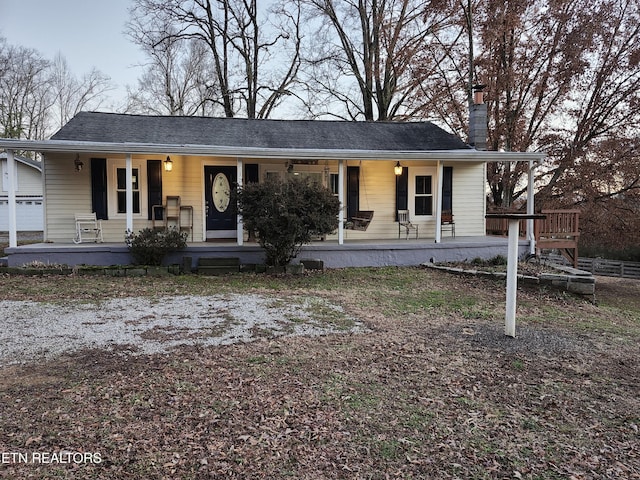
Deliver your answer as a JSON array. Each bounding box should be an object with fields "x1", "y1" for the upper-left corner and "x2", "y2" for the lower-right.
[
  {"x1": 237, "y1": 157, "x2": 244, "y2": 246},
  {"x1": 6, "y1": 149, "x2": 17, "y2": 248}
]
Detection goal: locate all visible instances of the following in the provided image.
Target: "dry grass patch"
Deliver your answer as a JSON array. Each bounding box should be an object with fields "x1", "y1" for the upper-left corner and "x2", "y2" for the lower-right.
[{"x1": 0, "y1": 268, "x2": 638, "y2": 479}]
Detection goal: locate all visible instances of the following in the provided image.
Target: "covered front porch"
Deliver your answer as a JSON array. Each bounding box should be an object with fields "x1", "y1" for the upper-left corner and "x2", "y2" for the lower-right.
[{"x1": 4, "y1": 235, "x2": 528, "y2": 269}]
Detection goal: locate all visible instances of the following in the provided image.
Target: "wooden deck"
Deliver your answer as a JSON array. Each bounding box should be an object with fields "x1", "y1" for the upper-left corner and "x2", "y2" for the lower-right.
[{"x1": 486, "y1": 209, "x2": 580, "y2": 268}]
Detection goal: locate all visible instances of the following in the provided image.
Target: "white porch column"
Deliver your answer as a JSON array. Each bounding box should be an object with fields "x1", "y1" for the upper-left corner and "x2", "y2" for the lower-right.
[
  {"x1": 6, "y1": 149, "x2": 17, "y2": 248},
  {"x1": 435, "y1": 161, "x2": 444, "y2": 243},
  {"x1": 125, "y1": 153, "x2": 133, "y2": 233},
  {"x1": 236, "y1": 157, "x2": 244, "y2": 246},
  {"x1": 527, "y1": 160, "x2": 536, "y2": 255},
  {"x1": 338, "y1": 159, "x2": 344, "y2": 245}
]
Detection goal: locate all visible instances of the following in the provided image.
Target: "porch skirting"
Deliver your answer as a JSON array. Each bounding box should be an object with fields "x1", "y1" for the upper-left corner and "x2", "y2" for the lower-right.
[{"x1": 5, "y1": 237, "x2": 528, "y2": 269}]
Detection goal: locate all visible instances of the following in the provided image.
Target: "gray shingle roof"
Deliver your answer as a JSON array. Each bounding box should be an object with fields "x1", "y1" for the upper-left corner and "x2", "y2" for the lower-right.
[{"x1": 51, "y1": 112, "x2": 471, "y2": 152}]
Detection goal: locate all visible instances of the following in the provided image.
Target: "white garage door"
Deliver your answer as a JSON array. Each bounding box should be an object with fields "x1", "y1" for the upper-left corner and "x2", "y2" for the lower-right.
[{"x1": 0, "y1": 199, "x2": 44, "y2": 231}]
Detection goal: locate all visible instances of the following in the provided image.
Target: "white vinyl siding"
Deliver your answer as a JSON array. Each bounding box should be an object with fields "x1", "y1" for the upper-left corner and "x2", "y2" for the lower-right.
[
  {"x1": 42, "y1": 154, "x2": 487, "y2": 243},
  {"x1": 1, "y1": 159, "x2": 42, "y2": 196},
  {"x1": 449, "y1": 162, "x2": 486, "y2": 236}
]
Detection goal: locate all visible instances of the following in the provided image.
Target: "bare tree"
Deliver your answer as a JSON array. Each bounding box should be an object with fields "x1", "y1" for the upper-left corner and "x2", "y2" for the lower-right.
[
  {"x1": 50, "y1": 54, "x2": 113, "y2": 130},
  {"x1": 127, "y1": 0, "x2": 302, "y2": 118},
  {"x1": 410, "y1": 0, "x2": 473, "y2": 133},
  {"x1": 297, "y1": 0, "x2": 454, "y2": 121},
  {"x1": 0, "y1": 38, "x2": 52, "y2": 139},
  {"x1": 125, "y1": 21, "x2": 218, "y2": 116}
]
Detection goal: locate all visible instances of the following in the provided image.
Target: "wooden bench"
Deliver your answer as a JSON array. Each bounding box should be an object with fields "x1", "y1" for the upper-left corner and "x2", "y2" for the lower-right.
[{"x1": 535, "y1": 209, "x2": 580, "y2": 268}]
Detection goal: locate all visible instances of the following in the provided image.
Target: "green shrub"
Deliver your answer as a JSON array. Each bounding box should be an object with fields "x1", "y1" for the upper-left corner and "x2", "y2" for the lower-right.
[
  {"x1": 125, "y1": 227, "x2": 188, "y2": 266},
  {"x1": 488, "y1": 254, "x2": 508, "y2": 266},
  {"x1": 238, "y1": 176, "x2": 341, "y2": 266}
]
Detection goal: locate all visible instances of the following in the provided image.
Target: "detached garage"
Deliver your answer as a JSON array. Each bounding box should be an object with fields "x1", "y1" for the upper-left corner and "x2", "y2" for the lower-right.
[{"x1": 0, "y1": 153, "x2": 43, "y2": 232}]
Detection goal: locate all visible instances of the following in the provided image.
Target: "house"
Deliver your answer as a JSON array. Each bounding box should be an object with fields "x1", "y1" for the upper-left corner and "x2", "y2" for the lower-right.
[
  {"x1": 0, "y1": 152, "x2": 43, "y2": 232},
  {"x1": 0, "y1": 110, "x2": 544, "y2": 268}
]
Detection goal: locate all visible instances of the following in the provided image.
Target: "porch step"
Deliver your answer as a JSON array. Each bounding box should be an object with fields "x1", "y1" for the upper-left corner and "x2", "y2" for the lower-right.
[
  {"x1": 197, "y1": 257, "x2": 240, "y2": 275},
  {"x1": 0, "y1": 256, "x2": 7, "y2": 267}
]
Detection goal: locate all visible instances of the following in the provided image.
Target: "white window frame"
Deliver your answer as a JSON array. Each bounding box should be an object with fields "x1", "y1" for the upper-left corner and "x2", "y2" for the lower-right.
[
  {"x1": 409, "y1": 167, "x2": 436, "y2": 218},
  {"x1": 108, "y1": 160, "x2": 147, "y2": 218}
]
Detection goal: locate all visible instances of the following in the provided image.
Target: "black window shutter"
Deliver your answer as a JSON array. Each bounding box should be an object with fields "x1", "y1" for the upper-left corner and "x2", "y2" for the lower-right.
[
  {"x1": 147, "y1": 160, "x2": 163, "y2": 220},
  {"x1": 346, "y1": 166, "x2": 360, "y2": 220},
  {"x1": 395, "y1": 167, "x2": 408, "y2": 220},
  {"x1": 90, "y1": 158, "x2": 108, "y2": 220},
  {"x1": 245, "y1": 163, "x2": 259, "y2": 184},
  {"x1": 443, "y1": 166, "x2": 453, "y2": 212}
]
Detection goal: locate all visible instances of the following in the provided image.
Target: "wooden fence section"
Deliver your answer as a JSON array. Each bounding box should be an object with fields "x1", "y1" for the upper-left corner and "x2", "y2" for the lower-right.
[
  {"x1": 546, "y1": 255, "x2": 640, "y2": 279},
  {"x1": 578, "y1": 258, "x2": 640, "y2": 279}
]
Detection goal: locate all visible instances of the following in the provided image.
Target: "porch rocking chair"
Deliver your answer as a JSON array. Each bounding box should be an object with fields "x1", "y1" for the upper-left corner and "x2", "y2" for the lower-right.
[
  {"x1": 397, "y1": 210, "x2": 418, "y2": 239},
  {"x1": 73, "y1": 213, "x2": 103, "y2": 244}
]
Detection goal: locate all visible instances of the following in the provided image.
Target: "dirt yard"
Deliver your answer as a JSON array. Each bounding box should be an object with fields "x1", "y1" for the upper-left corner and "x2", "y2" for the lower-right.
[{"x1": 0, "y1": 268, "x2": 638, "y2": 479}]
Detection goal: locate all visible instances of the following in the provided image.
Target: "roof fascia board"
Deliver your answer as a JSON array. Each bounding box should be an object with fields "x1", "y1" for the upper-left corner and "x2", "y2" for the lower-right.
[{"x1": 0, "y1": 139, "x2": 545, "y2": 162}]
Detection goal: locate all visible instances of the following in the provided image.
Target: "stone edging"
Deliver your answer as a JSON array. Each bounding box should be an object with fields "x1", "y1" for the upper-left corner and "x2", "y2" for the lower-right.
[{"x1": 422, "y1": 262, "x2": 596, "y2": 300}]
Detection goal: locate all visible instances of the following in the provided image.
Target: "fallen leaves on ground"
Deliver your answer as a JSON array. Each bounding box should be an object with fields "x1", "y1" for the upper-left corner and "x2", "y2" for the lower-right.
[{"x1": 0, "y1": 268, "x2": 638, "y2": 479}]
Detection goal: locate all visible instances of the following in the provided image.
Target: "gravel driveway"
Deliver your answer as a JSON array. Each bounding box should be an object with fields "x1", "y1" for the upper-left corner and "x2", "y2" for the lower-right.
[{"x1": 0, "y1": 294, "x2": 364, "y2": 365}]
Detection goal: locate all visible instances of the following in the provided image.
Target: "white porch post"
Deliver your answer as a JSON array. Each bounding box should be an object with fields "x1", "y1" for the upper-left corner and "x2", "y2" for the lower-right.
[
  {"x1": 236, "y1": 157, "x2": 244, "y2": 246},
  {"x1": 338, "y1": 159, "x2": 344, "y2": 245},
  {"x1": 6, "y1": 149, "x2": 17, "y2": 248},
  {"x1": 435, "y1": 160, "x2": 443, "y2": 243},
  {"x1": 527, "y1": 160, "x2": 536, "y2": 255},
  {"x1": 125, "y1": 153, "x2": 133, "y2": 233}
]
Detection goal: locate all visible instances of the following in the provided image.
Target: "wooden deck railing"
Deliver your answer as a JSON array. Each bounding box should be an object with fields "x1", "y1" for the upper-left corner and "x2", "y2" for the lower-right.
[
  {"x1": 485, "y1": 216, "x2": 527, "y2": 237},
  {"x1": 535, "y1": 209, "x2": 580, "y2": 268},
  {"x1": 486, "y1": 209, "x2": 580, "y2": 268}
]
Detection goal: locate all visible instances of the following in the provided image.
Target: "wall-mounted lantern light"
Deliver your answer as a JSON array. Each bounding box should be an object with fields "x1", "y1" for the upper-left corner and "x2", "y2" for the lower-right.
[
  {"x1": 164, "y1": 156, "x2": 173, "y2": 172},
  {"x1": 394, "y1": 161, "x2": 403, "y2": 176},
  {"x1": 74, "y1": 154, "x2": 84, "y2": 172}
]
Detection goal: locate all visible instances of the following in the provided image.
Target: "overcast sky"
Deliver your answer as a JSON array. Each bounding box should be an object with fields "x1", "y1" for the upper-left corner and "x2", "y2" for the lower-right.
[{"x1": 0, "y1": 0, "x2": 145, "y2": 106}]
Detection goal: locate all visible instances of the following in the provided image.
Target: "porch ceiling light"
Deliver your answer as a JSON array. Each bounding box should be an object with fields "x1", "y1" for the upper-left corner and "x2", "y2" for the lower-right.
[
  {"x1": 164, "y1": 156, "x2": 173, "y2": 172},
  {"x1": 74, "y1": 154, "x2": 83, "y2": 172},
  {"x1": 394, "y1": 161, "x2": 403, "y2": 176}
]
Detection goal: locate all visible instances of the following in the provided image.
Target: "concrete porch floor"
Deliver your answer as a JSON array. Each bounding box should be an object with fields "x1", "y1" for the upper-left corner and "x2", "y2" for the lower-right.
[{"x1": 4, "y1": 236, "x2": 529, "y2": 269}]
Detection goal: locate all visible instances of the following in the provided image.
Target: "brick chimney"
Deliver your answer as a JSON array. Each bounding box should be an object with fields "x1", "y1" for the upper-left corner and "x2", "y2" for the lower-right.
[{"x1": 468, "y1": 84, "x2": 487, "y2": 150}]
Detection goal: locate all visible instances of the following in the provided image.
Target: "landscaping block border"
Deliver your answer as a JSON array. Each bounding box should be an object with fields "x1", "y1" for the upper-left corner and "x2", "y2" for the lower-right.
[{"x1": 423, "y1": 262, "x2": 596, "y2": 301}]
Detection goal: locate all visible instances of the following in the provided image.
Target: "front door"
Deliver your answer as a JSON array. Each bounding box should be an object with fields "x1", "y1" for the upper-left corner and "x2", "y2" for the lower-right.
[{"x1": 205, "y1": 166, "x2": 236, "y2": 239}]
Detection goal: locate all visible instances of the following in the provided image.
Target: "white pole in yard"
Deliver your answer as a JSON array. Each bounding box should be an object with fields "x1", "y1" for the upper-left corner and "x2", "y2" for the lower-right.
[
  {"x1": 486, "y1": 213, "x2": 545, "y2": 338},
  {"x1": 505, "y1": 218, "x2": 520, "y2": 337}
]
